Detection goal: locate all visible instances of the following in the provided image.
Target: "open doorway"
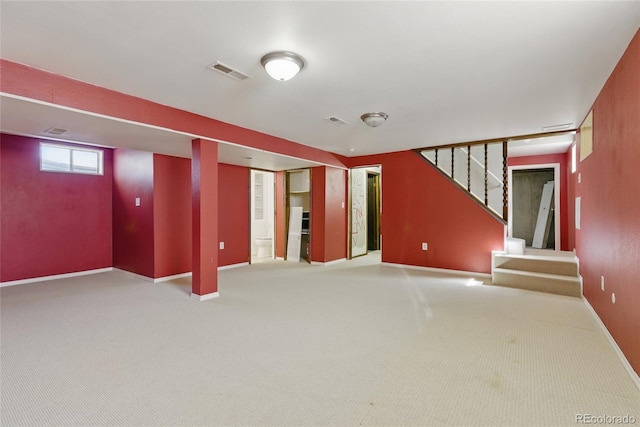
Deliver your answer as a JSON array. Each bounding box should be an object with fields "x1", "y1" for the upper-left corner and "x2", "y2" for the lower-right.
[
  {"x1": 367, "y1": 172, "x2": 380, "y2": 251},
  {"x1": 508, "y1": 165, "x2": 560, "y2": 250},
  {"x1": 285, "y1": 168, "x2": 311, "y2": 263},
  {"x1": 250, "y1": 170, "x2": 275, "y2": 263},
  {"x1": 349, "y1": 166, "x2": 381, "y2": 258}
]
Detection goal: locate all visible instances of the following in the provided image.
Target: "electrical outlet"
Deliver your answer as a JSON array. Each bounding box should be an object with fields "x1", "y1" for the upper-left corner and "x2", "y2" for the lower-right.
[
  {"x1": 601, "y1": 275, "x2": 605, "y2": 291},
  {"x1": 135, "y1": 197, "x2": 141, "y2": 207},
  {"x1": 219, "y1": 242, "x2": 224, "y2": 250},
  {"x1": 422, "y1": 242, "x2": 428, "y2": 251}
]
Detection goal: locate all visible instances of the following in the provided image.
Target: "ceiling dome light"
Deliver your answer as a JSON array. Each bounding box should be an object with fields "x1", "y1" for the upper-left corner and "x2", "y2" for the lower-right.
[
  {"x1": 361, "y1": 112, "x2": 388, "y2": 127},
  {"x1": 261, "y1": 51, "x2": 305, "y2": 81}
]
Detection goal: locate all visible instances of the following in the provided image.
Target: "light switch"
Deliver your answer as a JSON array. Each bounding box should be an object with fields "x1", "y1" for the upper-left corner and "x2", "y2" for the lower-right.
[
  {"x1": 135, "y1": 197, "x2": 141, "y2": 207},
  {"x1": 219, "y1": 242, "x2": 224, "y2": 250}
]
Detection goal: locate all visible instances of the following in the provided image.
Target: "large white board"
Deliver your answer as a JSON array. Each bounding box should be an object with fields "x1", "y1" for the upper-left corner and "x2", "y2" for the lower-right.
[{"x1": 286, "y1": 206, "x2": 303, "y2": 262}]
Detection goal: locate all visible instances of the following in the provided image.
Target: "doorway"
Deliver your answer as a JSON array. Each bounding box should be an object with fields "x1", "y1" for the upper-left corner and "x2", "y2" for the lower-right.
[
  {"x1": 250, "y1": 170, "x2": 275, "y2": 263},
  {"x1": 508, "y1": 166, "x2": 559, "y2": 250},
  {"x1": 367, "y1": 173, "x2": 380, "y2": 251},
  {"x1": 285, "y1": 168, "x2": 311, "y2": 263},
  {"x1": 349, "y1": 166, "x2": 381, "y2": 258}
]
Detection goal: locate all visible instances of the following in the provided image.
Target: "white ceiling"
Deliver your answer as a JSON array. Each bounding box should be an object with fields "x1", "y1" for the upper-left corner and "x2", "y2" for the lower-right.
[{"x1": 1, "y1": 1, "x2": 638, "y2": 167}]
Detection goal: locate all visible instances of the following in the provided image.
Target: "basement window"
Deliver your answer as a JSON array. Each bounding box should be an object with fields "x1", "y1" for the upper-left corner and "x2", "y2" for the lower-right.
[{"x1": 40, "y1": 143, "x2": 103, "y2": 175}]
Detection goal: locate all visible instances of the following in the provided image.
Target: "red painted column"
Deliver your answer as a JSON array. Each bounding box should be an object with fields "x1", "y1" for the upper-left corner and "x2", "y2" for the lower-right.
[{"x1": 191, "y1": 138, "x2": 219, "y2": 300}]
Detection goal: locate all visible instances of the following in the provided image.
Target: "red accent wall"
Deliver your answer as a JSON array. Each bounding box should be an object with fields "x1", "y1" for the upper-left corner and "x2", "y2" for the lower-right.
[
  {"x1": 112, "y1": 149, "x2": 155, "y2": 277},
  {"x1": 218, "y1": 163, "x2": 249, "y2": 267},
  {"x1": 347, "y1": 151, "x2": 504, "y2": 274},
  {"x1": 508, "y1": 153, "x2": 569, "y2": 251},
  {"x1": 275, "y1": 171, "x2": 286, "y2": 258},
  {"x1": 0, "y1": 59, "x2": 346, "y2": 170},
  {"x1": 574, "y1": 30, "x2": 640, "y2": 375},
  {"x1": 1, "y1": 134, "x2": 113, "y2": 282},
  {"x1": 311, "y1": 167, "x2": 347, "y2": 263},
  {"x1": 153, "y1": 154, "x2": 192, "y2": 278}
]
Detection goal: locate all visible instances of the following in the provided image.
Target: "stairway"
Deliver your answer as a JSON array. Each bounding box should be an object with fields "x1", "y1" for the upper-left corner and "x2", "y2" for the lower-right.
[{"x1": 491, "y1": 248, "x2": 581, "y2": 297}]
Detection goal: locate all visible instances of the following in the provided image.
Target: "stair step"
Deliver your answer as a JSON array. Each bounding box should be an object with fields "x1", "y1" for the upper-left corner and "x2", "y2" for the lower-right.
[
  {"x1": 494, "y1": 254, "x2": 578, "y2": 277},
  {"x1": 491, "y1": 268, "x2": 581, "y2": 297}
]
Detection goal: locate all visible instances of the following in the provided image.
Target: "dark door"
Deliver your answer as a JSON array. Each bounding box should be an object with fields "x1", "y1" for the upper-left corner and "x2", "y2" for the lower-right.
[{"x1": 367, "y1": 174, "x2": 380, "y2": 251}]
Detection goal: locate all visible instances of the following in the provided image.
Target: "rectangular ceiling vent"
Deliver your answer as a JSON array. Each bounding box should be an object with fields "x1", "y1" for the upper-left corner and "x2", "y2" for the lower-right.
[
  {"x1": 44, "y1": 127, "x2": 68, "y2": 135},
  {"x1": 209, "y1": 61, "x2": 251, "y2": 81},
  {"x1": 326, "y1": 116, "x2": 349, "y2": 126}
]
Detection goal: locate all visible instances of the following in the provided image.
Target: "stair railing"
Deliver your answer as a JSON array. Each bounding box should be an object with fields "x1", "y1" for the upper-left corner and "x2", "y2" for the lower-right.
[
  {"x1": 417, "y1": 140, "x2": 508, "y2": 222},
  {"x1": 415, "y1": 129, "x2": 577, "y2": 224}
]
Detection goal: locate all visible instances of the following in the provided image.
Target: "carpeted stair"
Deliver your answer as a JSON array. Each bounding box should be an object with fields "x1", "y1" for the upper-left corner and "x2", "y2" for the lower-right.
[{"x1": 491, "y1": 249, "x2": 581, "y2": 297}]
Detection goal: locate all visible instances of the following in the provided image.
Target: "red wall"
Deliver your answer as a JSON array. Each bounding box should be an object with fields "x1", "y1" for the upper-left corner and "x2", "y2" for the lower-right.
[
  {"x1": 153, "y1": 154, "x2": 192, "y2": 278},
  {"x1": 112, "y1": 149, "x2": 155, "y2": 277},
  {"x1": 311, "y1": 167, "x2": 347, "y2": 263},
  {"x1": 347, "y1": 151, "x2": 505, "y2": 274},
  {"x1": 218, "y1": 163, "x2": 249, "y2": 267},
  {"x1": 1, "y1": 134, "x2": 113, "y2": 282},
  {"x1": 574, "y1": 30, "x2": 640, "y2": 375},
  {"x1": 508, "y1": 153, "x2": 569, "y2": 251}
]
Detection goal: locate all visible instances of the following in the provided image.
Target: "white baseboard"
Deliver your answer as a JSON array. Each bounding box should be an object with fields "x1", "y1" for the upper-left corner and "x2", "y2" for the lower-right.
[
  {"x1": 218, "y1": 262, "x2": 249, "y2": 271},
  {"x1": 276, "y1": 257, "x2": 285, "y2": 260},
  {"x1": 1, "y1": 267, "x2": 114, "y2": 287},
  {"x1": 153, "y1": 272, "x2": 192, "y2": 283},
  {"x1": 190, "y1": 292, "x2": 220, "y2": 301},
  {"x1": 381, "y1": 262, "x2": 492, "y2": 280},
  {"x1": 113, "y1": 268, "x2": 154, "y2": 282},
  {"x1": 583, "y1": 296, "x2": 640, "y2": 392},
  {"x1": 311, "y1": 258, "x2": 347, "y2": 266}
]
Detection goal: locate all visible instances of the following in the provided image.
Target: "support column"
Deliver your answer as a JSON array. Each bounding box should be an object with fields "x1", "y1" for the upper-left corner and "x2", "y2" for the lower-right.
[{"x1": 191, "y1": 138, "x2": 219, "y2": 301}]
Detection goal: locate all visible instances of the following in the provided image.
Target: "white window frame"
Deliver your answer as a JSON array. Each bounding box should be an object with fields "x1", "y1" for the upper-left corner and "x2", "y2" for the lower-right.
[{"x1": 40, "y1": 142, "x2": 104, "y2": 175}]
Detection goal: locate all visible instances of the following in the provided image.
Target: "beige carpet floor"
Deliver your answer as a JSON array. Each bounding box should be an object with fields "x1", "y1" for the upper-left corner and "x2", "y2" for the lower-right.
[{"x1": 1, "y1": 253, "x2": 638, "y2": 426}]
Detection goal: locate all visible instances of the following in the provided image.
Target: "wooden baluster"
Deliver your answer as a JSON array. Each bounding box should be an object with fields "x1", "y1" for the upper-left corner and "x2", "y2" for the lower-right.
[
  {"x1": 503, "y1": 140, "x2": 508, "y2": 221},
  {"x1": 451, "y1": 147, "x2": 454, "y2": 179},
  {"x1": 435, "y1": 149, "x2": 438, "y2": 166},
  {"x1": 467, "y1": 145, "x2": 471, "y2": 191},
  {"x1": 484, "y1": 144, "x2": 488, "y2": 205}
]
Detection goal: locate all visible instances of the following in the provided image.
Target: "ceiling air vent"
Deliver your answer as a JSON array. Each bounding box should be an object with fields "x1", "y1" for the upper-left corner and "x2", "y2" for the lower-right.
[
  {"x1": 326, "y1": 116, "x2": 348, "y2": 126},
  {"x1": 209, "y1": 61, "x2": 251, "y2": 81},
  {"x1": 44, "y1": 127, "x2": 68, "y2": 135}
]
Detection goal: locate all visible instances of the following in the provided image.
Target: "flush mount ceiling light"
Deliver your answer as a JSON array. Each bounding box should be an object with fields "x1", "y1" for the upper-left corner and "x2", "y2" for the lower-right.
[
  {"x1": 261, "y1": 51, "x2": 305, "y2": 81},
  {"x1": 360, "y1": 112, "x2": 388, "y2": 127}
]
